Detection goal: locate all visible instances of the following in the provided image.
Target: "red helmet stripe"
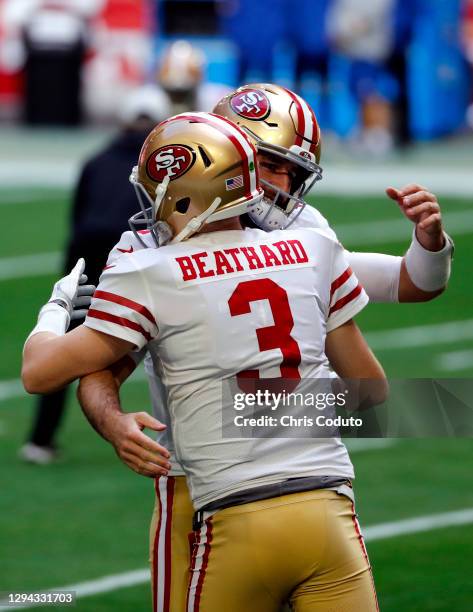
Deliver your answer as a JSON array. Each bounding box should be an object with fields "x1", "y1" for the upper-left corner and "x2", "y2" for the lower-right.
[{"x1": 281, "y1": 86, "x2": 319, "y2": 154}]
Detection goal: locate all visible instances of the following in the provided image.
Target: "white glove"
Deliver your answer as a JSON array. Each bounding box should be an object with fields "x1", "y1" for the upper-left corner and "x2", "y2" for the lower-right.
[
  {"x1": 49, "y1": 258, "x2": 86, "y2": 317},
  {"x1": 27, "y1": 259, "x2": 92, "y2": 342}
]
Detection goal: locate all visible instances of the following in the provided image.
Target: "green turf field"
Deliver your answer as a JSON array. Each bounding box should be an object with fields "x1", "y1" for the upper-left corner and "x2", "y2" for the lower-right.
[{"x1": 0, "y1": 187, "x2": 472, "y2": 611}]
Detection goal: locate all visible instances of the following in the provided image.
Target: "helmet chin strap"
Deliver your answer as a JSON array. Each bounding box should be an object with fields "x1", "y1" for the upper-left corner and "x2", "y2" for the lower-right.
[
  {"x1": 171, "y1": 197, "x2": 222, "y2": 243},
  {"x1": 154, "y1": 176, "x2": 171, "y2": 219}
]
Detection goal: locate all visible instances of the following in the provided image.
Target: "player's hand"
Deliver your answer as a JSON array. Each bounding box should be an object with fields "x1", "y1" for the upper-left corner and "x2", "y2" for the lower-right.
[
  {"x1": 70, "y1": 272, "x2": 95, "y2": 321},
  {"x1": 49, "y1": 258, "x2": 85, "y2": 316},
  {"x1": 105, "y1": 411, "x2": 171, "y2": 478},
  {"x1": 386, "y1": 184, "x2": 445, "y2": 251}
]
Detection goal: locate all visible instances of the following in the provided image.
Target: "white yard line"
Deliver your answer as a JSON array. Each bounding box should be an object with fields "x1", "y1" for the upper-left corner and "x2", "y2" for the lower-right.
[
  {"x1": 0, "y1": 252, "x2": 62, "y2": 281},
  {"x1": 434, "y1": 350, "x2": 473, "y2": 372},
  {"x1": 365, "y1": 319, "x2": 473, "y2": 351},
  {"x1": 0, "y1": 378, "x2": 24, "y2": 402},
  {"x1": 0, "y1": 570, "x2": 149, "y2": 611},
  {"x1": 1, "y1": 506, "x2": 471, "y2": 609},
  {"x1": 363, "y1": 507, "x2": 473, "y2": 542},
  {"x1": 0, "y1": 192, "x2": 67, "y2": 205}
]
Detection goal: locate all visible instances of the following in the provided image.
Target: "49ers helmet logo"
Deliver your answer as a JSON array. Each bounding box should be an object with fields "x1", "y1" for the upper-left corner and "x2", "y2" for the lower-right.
[
  {"x1": 146, "y1": 145, "x2": 196, "y2": 182},
  {"x1": 230, "y1": 89, "x2": 270, "y2": 121}
]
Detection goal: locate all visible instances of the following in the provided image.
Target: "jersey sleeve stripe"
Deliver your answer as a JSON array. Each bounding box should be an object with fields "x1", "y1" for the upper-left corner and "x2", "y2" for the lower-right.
[
  {"x1": 329, "y1": 284, "x2": 363, "y2": 316},
  {"x1": 94, "y1": 289, "x2": 157, "y2": 326},
  {"x1": 330, "y1": 267, "x2": 353, "y2": 298},
  {"x1": 88, "y1": 308, "x2": 152, "y2": 342}
]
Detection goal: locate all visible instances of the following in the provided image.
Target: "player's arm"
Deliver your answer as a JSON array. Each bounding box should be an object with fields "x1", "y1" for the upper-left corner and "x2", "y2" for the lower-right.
[
  {"x1": 22, "y1": 325, "x2": 134, "y2": 394},
  {"x1": 77, "y1": 357, "x2": 171, "y2": 478},
  {"x1": 325, "y1": 319, "x2": 388, "y2": 408},
  {"x1": 22, "y1": 258, "x2": 155, "y2": 394},
  {"x1": 387, "y1": 184, "x2": 453, "y2": 302},
  {"x1": 345, "y1": 185, "x2": 452, "y2": 303}
]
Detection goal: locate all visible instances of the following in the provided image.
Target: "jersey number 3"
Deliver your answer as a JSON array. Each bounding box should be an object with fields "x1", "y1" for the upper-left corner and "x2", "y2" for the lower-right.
[{"x1": 228, "y1": 278, "x2": 301, "y2": 381}]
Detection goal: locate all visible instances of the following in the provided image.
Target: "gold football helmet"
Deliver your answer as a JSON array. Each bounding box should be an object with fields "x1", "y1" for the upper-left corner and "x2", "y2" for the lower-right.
[
  {"x1": 157, "y1": 40, "x2": 204, "y2": 114},
  {"x1": 158, "y1": 40, "x2": 203, "y2": 93},
  {"x1": 129, "y1": 112, "x2": 263, "y2": 244},
  {"x1": 213, "y1": 83, "x2": 323, "y2": 230}
]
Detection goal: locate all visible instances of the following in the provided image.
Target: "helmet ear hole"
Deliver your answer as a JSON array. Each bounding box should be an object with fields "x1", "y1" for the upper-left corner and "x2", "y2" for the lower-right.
[
  {"x1": 176, "y1": 197, "x2": 191, "y2": 214},
  {"x1": 198, "y1": 146, "x2": 212, "y2": 168}
]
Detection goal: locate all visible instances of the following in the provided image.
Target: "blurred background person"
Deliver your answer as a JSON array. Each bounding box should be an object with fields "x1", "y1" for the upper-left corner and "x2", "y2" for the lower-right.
[
  {"x1": 462, "y1": 0, "x2": 473, "y2": 127},
  {"x1": 155, "y1": 39, "x2": 231, "y2": 113},
  {"x1": 22, "y1": 0, "x2": 88, "y2": 126},
  {"x1": 19, "y1": 85, "x2": 169, "y2": 464},
  {"x1": 327, "y1": 0, "x2": 399, "y2": 154}
]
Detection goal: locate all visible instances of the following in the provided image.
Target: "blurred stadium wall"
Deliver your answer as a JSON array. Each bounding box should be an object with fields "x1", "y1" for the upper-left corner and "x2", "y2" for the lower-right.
[{"x1": 0, "y1": 0, "x2": 471, "y2": 144}]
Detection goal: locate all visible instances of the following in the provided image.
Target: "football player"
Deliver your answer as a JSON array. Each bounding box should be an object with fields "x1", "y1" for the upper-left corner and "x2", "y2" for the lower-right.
[
  {"x1": 78, "y1": 85, "x2": 453, "y2": 611},
  {"x1": 125, "y1": 84, "x2": 452, "y2": 302},
  {"x1": 213, "y1": 84, "x2": 453, "y2": 300},
  {"x1": 23, "y1": 112, "x2": 386, "y2": 611}
]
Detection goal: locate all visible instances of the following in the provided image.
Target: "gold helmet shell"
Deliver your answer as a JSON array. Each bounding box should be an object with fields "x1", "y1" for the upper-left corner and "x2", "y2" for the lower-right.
[
  {"x1": 129, "y1": 112, "x2": 263, "y2": 243},
  {"x1": 213, "y1": 83, "x2": 322, "y2": 196}
]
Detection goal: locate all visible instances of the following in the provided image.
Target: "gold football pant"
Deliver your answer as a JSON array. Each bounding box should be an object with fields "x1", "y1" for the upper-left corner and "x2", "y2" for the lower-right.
[
  {"x1": 186, "y1": 488, "x2": 378, "y2": 612},
  {"x1": 150, "y1": 478, "x2": 378, "y2": 612},
  {"x1": 150, "y1": 475, "x2": 194, "y2": 612}
]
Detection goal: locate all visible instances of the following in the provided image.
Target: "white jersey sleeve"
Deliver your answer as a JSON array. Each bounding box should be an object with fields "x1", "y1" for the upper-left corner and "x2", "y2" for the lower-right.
[
  {"x1": 327, "y1": 239, "x2": 369, "y2": 333},
  {"x1": 292, "y1": 207, "x2": 402, "y2": 303},
  {"x1": 347, "y1": 251, "x2": 401, "y2": 303},
  {"x1": 84, "y1": 252, "x2": 159, "y2": 350}
]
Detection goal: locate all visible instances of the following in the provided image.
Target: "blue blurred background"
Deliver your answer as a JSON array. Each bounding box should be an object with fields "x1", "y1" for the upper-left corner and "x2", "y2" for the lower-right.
[{"x1": 1, "y1": 0, "x2": 472, "y2": 147}]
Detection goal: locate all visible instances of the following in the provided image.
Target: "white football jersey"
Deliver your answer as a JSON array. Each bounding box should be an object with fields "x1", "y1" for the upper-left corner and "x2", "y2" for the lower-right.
[
  {"x1": 86, "y1": 226, "x2": 368, "y2": 508},
  {"x1": 291, "y1": 205, "x2": 401, "y2": 301},
  {"x1": 290, "y1": 203, "x2": 335, "y2": 237}
]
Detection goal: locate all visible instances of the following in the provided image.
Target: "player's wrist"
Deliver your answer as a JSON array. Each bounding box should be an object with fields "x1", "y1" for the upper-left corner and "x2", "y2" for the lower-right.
[
  {"x1": 26, "y1": 302, "x2": 71, "y2": 344},
  {"x1": 48, "y1": 297, "x2": 70, "y2": 311},
  {"x1": 100, "y1": 409, "x2": 127, "y2": 444},
  {"x1": 405, "y1": 229, "x2": 454, "y2": 291},
  {"x1": 414, "y1": 226, "x2": 445, "y2": 252}
]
